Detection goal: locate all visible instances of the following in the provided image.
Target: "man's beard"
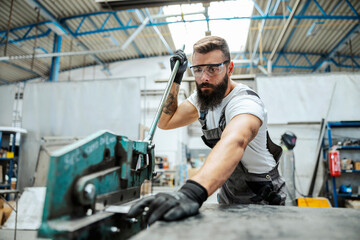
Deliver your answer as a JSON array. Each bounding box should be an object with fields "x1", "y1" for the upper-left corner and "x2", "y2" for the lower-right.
[{"x1": 196, "y1": 73, "x2": 228, "y2": 111}]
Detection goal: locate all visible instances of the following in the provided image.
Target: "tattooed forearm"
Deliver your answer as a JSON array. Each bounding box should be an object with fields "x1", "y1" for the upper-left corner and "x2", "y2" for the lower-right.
[
  {"x1": 163, "y1": 93, "x2": 177, "y2": 115},
  {"x1": 163, "y1": 84, "x2": 179, "y2": 115}
]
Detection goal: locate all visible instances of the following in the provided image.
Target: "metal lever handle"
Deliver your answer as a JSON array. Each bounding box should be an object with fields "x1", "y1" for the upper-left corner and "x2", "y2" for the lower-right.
[{"x1": 144, "y1": 60, "x2": 180, "y2": 142}]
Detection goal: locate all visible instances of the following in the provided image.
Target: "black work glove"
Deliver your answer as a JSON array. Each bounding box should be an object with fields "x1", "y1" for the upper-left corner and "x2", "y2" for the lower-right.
[
  {"x1": 127, "y1": 180, "x2": 207, "y2": 225},
  {"x1": 170, "y1": 49, "x2": 188, "y2": 85}
]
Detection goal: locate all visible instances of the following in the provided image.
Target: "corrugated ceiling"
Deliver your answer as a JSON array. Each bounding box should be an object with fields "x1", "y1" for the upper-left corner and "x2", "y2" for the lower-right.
[{"x1": 0, "y1": 0, "x2": 359, "y2": 84}]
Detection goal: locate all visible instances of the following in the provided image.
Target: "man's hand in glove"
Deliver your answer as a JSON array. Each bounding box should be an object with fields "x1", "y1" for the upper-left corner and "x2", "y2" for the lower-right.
[
  {"x1": 127, "y1": 180, "x2": 208, "y2": 225},
  {"x1": 170, "y1": 49, "x2": 188, "y2": 85}
]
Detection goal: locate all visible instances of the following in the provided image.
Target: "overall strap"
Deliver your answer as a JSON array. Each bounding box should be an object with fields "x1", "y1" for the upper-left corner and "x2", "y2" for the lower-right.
[
  {"x1": 218, "y1": 89, "x2": 259, "y2": 131},
  {"x1": 198, "y1": 109, "x2": 208, "y2": 129}
]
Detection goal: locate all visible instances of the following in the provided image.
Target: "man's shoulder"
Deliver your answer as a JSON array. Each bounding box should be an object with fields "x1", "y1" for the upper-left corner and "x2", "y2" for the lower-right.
[{"x1": 228, "y1": 84, "x2": 261, "y2": 102}]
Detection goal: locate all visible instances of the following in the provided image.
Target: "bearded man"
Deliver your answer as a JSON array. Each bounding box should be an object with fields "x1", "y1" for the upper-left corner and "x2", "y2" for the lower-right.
[{"x1": 128, "y1": 36, "x2": 286, "y2": 225}]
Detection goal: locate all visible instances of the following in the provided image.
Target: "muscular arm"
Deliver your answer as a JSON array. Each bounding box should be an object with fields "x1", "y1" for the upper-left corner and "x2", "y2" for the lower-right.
[
  {"x1": 191, "y1": 113, "x2": 262, "y2": 195},
  {"x1": 158, "y1": 83, "x2": 199, "y2": 129}
]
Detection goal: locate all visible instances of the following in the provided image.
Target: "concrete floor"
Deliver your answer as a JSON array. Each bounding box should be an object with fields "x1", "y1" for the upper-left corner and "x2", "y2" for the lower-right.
[{"x1": 3, "y1": 186, "x2": 358, "y2": 240}]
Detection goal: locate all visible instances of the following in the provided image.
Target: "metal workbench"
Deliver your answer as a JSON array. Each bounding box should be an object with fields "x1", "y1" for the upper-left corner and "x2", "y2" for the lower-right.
[{"x1": 131, "y1": 204, "x2": 360, "y2": 240}]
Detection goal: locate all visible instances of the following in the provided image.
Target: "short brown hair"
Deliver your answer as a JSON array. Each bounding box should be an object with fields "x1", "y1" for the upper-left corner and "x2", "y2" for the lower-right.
[{"x1": 193, "y1": 36, "x2": 230, "y2": 60}]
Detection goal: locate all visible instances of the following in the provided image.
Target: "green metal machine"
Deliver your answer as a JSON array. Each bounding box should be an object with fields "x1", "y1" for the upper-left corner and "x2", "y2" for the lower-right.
[{"x1": 38, "y1": 60, "x2": 181, "y2": 239}]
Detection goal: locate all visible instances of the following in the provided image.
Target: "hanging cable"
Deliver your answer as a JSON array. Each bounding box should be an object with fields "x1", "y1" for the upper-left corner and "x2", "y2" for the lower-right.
[
  {"x1": 203, "y1": 2, "x2": 211, "y2": 36},
  {"x1": 82, "y1": 55, "x2": 86, "y2": 80},
  {"x1": 68, "y1": 39, "x2": 73, "y2": 81},
  {"x1": 93, "y1": 63, "x2": 96, "y2": 80},
  {"x1": 349, "y1": 39, "x2": 354, "y2": 72},
  {"x1": 337, "y1": 52, "x2": 341, "y2": 72},
  {"x1": 4, "y1": 0, "x2": 14, "y2": 56},
  {"x1": 31, "y1": 7, "x2": 41, "y2": 70}
]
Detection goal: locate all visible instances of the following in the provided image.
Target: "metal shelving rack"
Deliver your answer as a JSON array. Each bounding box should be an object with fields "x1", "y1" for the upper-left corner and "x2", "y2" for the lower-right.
[
  {"x1": 326, "y1": 121, "x2": 360, "y2": 207},
  {"x1": 0, "y1": 127, "x2": 27, "y2": 196}
]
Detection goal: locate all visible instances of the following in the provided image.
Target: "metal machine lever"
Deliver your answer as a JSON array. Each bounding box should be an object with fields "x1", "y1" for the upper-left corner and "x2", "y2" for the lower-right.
[{"x1": 144, "y1": 59, "x2": 180, "y2": 143}]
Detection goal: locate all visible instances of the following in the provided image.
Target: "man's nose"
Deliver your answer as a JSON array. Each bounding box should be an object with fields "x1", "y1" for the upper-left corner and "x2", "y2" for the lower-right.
[{"x1": 200, "y1": 70, "x2": 210, "y2": 81}]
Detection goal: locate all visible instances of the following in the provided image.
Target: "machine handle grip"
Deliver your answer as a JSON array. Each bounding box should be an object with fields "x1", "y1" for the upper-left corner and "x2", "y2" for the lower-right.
[{"x1": 145, "y1": 46, "x2": 185, "y2": 142}]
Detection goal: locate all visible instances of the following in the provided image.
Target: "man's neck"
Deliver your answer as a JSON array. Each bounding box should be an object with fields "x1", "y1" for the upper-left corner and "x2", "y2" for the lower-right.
[{"x1": 224, "y1": 80, "x2": 237, "y2": 97}]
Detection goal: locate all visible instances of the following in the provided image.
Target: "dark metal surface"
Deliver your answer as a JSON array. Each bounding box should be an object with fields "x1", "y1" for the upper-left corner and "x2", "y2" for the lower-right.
[{"x1": 131, "y1": 204, "x2": 360, "y2": 240}]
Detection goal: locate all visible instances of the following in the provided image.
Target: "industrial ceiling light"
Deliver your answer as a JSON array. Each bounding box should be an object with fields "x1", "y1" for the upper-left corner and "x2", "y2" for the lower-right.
[{"x1": 95, "y1": 0, "x2": 225, "y2": 10}]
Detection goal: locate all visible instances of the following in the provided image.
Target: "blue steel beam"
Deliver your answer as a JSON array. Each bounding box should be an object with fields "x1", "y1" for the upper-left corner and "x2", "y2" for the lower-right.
[
  {"x1": 313, "y1": 23, "x2": 360, "y2": 71},
  {"x1": 1, "y1": 60, "x2": 42, "y2": 76},
  {"x1": 25, "y1": 0, "x2": 110, "y2": 75},
  {"x1": 144, "y1": 8, "x2": 173, "y2": 54},
  {"x1": 251, "y1": 0, "x2": 273, "y2": 64},
  {"x1": 2, "y1": 12, "x2": 360, "y2": 46},
  {"x1": 0, "y1": 24, "x2": 51, "y2": 47},
  {"x1": 313, "y1": 0, "x2": 327, "y2": 16},
  {"x1": 252, "y1": 0, "x2": 265, "y2": 16},
  {"x1": 329, "y1": 0, "x2": 343, "y2": 15},
  {"x1": 345, "y1": 0, "x2": 359, "y2": 17},
  {"x1": 235, "y1": 51, "x2": 360, "y2": 70},
  {"x1": 49, "y1": 34, "x2": 62, "y2": 82},
  {"x1": 274, "y1": 0, "x2": 311, "y2": 65},
  {"x1": 107, "y1": 12, "x2": 144, "y2": 57},
  {"x1": 0, "y1": 78, "x2": 9, "y2": 84},
  {"x1": 63, "y1": 10, "x2": 296, "y2": 24},
  {"x1": 330, "y1": 58, "x2": 360, "y2": 69},
  {"x1": 75, "y1": 17, "x2": 86, "y2": 34}
]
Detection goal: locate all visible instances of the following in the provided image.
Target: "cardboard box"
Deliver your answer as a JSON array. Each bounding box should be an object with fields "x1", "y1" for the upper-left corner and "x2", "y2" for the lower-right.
[
  {"x1": 2, "y1": 200, "x2": 15, "y2": 224},
  {"x1": 354, "y1": 162, "x2": 360, "y2": 171},
  {"x1": 341, "y1": 158, "x2": 353, "y2": 170},
  {"x1": 141, "y1": 180, "x2": 152, "y2": 195},
  {"x1": 345, "y1": 199, "x2": 360, "y2": 209},
  {"x1": 0, "y1": 209, "x2": 4, "y2": 226},
  {"x1": 0, "y1": 165, "x2": 3, "y2": 183}
]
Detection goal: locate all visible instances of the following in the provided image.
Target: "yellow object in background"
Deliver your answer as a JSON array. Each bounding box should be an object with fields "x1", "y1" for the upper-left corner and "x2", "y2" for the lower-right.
[
  {"x1": 6, "y1": 152, "x2": 14, "y2": 158},
  {"x1": 297, "y1": 197, "x2": 332, "y2": 208}
]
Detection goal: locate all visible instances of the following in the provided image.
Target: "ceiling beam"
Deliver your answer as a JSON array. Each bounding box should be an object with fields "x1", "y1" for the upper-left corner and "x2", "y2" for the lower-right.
[
  {"x1": 144, "y1": 8, "x2": 173, "y2": 54},
  {"x1": 273, "y1": 0, "x2": 311, "y2": 66},
  {"x1": 0, "y1": 78, "x2": 10, "y2": 84},
  {"x1": 313, "y1": 23, "x2": 360, "y2": 72},
  {"x1": 24, "y1": 0, "x2": 111, "y2": 75},
  {"x1": 250, "y1": 0, "x2": 273, "y2": 64},
  {"x1": 268, "y1": 0, "x2": 301, "y2": 62},
  {"x1": 1, "y1": 60, "x2": 44, "y2": 77},
  {"x1": 2, "y1": 10, "x2": 359, "y2": 45}
]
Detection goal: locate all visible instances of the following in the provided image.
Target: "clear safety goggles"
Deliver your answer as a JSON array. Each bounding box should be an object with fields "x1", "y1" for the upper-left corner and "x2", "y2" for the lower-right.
[{"x1": 190, "y1": 60, "x2": 230, "y2": 77}]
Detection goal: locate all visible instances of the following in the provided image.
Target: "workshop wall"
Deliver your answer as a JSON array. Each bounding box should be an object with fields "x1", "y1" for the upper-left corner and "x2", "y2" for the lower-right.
[
  {"x1": 19, "y1": 78, "x2": 141, "y2": 190},
  {"x1": 17, "y1": 55, "x2": 191, "y2": 190},
  {"x1": 257, "y1": 72, "x2": 360, "y2": 198},
  {"x1": 14, "y1": 55, "x2": 360, "y2": 197},
  {"x1": 256, "y1": 72, "x2": 360, "y2": 124},
  {"x1": 0, "y1": 85, "x2": 16, "y2": 126}
]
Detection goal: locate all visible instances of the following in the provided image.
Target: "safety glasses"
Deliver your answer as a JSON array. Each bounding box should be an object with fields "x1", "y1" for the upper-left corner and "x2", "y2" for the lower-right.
[{"x1": 190, "y1": 60, "x2": 230, "y2": 77}]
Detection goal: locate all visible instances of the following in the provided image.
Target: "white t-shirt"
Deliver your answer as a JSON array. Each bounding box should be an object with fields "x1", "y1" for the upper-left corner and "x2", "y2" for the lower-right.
[{"x1": 187, "y1": 83, "x2": 276, "y2": 173}]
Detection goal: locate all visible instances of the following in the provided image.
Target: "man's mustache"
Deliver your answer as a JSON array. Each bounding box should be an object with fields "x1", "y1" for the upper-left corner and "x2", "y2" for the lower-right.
[{"x1": 200, "y1": 82, "x2": 215, "y2": 88}]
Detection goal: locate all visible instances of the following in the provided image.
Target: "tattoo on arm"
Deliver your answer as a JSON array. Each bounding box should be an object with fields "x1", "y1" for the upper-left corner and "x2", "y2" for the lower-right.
[{"x1": 163, "y1": 85, "x2": 179, "y2": 115}]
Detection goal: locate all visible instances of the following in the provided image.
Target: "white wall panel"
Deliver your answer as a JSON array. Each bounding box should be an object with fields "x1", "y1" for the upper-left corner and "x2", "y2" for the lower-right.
[
  {"x1": 19, "y1": 78, "x2": 140, "y2": 190},
  {"x1": 257, "y1": 72, "x2": 360, "y2": 124},
  {"x1": 0, "y1": 85, "x2": 16, "y2": 126}
]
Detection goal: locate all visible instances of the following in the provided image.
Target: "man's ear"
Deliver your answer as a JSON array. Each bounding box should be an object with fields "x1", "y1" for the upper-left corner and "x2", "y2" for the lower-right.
[{"x1": 228, "y1": 61, "x2": 234, "y2": 76}]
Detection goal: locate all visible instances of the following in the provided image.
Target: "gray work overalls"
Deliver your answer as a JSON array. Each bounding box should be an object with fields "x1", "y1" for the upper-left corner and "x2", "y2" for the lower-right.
[{"x1": 198, "y1": 90, "x2": 286, "y2": 205}]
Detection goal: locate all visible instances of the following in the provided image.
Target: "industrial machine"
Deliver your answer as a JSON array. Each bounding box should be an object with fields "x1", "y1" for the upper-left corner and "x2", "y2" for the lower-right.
[{"x1": 38, "y1": 60, "x2": 182, "y2": 239}]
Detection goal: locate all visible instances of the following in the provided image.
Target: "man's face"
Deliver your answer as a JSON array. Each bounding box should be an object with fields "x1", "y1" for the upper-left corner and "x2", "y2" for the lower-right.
[
  {"x1": 196, "y1": 72, "x2": 228, "y2": 110},
  {"x1": 191, "y1": 50, "x2": 231, "y2": 110}
]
